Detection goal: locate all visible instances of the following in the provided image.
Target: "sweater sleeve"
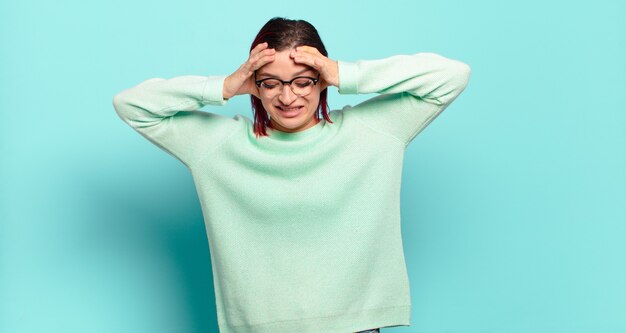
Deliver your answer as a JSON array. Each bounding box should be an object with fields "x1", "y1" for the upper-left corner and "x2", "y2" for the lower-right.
[
  {"x1": 112, "y1": 75, "x2": 238, "y2": 168},
  {"x1": 337, "y1": 52, "x2": 471, "y2": 146}
]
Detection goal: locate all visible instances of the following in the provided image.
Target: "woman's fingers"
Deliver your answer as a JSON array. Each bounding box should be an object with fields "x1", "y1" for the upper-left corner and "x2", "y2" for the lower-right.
[
  {"x1": 290, "y1": 48, "x2": 314, "y2": 68},
  {"x1": 251, "y1": 45, "x2": 274, "y2": 64},
  {"x1": 255, "y1": 49, "x2": 276, "y2": 69},
  {"x1": 246, "y1": 45, "x2": 275, "y2": 74},
  {"x1": 251, "y1": 42, "x2": 271, "y2": 58},
  {"x1": 290, "y1": 46, "x2": 324, "y2": 70},
  {"x1": 293, "y1": 45, "x2": 320, "y2": 56},
  {"x1": 224, "y1": 43, "x2": 277, "y2": 99},
  {"x1": 290, "y1": 46, "x2": 339, "y2": 88}
]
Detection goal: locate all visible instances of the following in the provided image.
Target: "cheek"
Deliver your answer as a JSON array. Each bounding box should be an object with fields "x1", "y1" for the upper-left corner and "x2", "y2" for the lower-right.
[
  {"x1": 259, "y1": 99, "x2": 276, "y2": 113},
  {"x1": 309, "y1": 96, "x2": 321, "y2": 111},
  {"x1": 308, "y1": 92, "x2": 322, "y2": 108}
]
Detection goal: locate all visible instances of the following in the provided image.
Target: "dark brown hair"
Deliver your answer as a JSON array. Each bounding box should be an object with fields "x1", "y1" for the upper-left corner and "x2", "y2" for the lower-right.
[{"x1": 249, "y1": 17, "x2": 334, "y2": 137}]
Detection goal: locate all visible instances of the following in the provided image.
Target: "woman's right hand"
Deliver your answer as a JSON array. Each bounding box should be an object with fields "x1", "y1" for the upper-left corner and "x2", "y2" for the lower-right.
[{"x1": 222, "y1": 42, "x2": 276, "y2": 100}]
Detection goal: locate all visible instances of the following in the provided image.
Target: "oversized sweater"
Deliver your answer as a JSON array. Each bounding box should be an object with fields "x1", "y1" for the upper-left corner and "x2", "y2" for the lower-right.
[{"x1": 112, "y1": 52, "x2": 471, "y2": 333}]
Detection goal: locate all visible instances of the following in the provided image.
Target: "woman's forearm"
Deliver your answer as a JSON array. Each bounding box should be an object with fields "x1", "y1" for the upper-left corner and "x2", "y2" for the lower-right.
[
  {"x1": 338, "y1": 52, "x2": 470, "y2": 105},
  {"x1": 112, "y1": 75, "x2": 228, "y2": 128},
  {"x1": 336, "y1": 52, "x2": 471, "y2": 146}
]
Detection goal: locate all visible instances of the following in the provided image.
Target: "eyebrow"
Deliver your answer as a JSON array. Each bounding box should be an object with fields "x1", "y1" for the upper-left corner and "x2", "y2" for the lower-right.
[{"x1": 256, "y1": 68, "x2": 316, "y2": 79}]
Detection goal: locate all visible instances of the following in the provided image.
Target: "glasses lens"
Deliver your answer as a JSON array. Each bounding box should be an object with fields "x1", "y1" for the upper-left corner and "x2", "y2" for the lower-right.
[
  {"x1": 259, "y1": 77, "x2": 315, "y2": 97},
  {"x1": 291, "y1": 78, "x2": 314, "y2": 96},
  {"x1": 260, "y1": 79, "x2": 281, "y2": 91}
]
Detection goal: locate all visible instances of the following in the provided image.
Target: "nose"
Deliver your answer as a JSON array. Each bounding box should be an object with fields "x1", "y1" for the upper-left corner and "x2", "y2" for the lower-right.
[{"x1": 278, "y1": 84, "x2": 297, "y2": 105}]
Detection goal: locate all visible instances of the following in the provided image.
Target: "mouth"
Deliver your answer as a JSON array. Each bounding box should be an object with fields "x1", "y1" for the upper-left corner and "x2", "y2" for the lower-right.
[{"x1": 276, "y1": 105, "x2": 305, "y2": 118}]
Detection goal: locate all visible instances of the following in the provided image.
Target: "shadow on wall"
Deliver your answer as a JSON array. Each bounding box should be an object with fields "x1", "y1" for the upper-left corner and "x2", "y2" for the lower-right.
[{"x1": 69, "y1": 163, "x2": 219, "y2": 333}]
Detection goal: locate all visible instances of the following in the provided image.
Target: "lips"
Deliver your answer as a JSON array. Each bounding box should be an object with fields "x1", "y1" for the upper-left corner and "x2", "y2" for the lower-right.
[{"x1": 277, "y1": 105, "x2": 304, "y2": 117}]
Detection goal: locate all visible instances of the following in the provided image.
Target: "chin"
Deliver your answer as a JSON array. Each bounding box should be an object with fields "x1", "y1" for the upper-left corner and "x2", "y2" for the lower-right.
[
  {"x1": 272, "y1": 112, "x2": 314, "y2": 132},
  {"x1": 276, "y1": 119, "x2": 306, "y2": 131}
]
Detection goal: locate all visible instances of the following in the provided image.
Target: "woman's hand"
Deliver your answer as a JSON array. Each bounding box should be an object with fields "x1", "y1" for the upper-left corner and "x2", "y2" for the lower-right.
[
  {"x1": 290, "y1": 46, "x2": 339, "y2": 91},
  {"x1": 223, "y1": 42, "x2": 276, "y2": 100}
]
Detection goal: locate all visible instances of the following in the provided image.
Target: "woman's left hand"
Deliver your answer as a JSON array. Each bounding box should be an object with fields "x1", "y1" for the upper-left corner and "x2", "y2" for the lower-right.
[{"x1": 290, "y1": 46, "x2": 339, "y2": 91}]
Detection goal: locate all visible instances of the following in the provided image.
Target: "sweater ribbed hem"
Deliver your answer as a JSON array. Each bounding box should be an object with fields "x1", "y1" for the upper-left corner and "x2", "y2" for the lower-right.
[
  {"x1": 338, "y1": 61, "x2": 359, "y2": 94},
  {"x1": 203, "y1": 75, "x2": 229, "y2": 105},
  {"x1": 218, "y1": 305, "x2": 411, "y2": 333}
]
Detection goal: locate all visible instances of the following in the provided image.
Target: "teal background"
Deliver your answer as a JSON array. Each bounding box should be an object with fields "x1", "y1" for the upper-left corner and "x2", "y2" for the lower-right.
[{"x1": 1, "y1": 0, "x2": 624, "y2": 332}]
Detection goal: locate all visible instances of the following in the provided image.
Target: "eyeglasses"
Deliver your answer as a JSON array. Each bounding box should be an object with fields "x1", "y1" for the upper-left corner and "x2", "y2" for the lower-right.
[{"x1": 254, "y1": 73, "x2": 320, "y2": 97}]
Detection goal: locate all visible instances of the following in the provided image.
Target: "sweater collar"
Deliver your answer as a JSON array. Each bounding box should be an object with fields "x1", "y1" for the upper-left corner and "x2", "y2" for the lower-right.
[
  {"x1": 248, "y1": 118, "x2": 327, "y2": 152},
  {"x1": 265, "y1": 119, "x2": 325, "y2": 142}
]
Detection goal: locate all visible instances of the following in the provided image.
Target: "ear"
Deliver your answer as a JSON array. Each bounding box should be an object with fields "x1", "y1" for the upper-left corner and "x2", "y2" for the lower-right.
[
  {"x1": 319, "y1": 78, "x2": 329, "y2": 91},
  {"x1": 251, "y1": 86, "x2": 261, "y2": 99}
]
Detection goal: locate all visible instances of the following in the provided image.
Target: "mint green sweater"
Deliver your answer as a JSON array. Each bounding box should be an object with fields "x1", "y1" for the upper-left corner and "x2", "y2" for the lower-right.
[{"x1": 112, "y1": 52, "x2": 470, "y2": 333}]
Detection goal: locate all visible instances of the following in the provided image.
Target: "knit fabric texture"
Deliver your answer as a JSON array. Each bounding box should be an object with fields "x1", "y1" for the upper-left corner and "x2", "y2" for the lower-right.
[{"x1": 113, "y1": 52, "x2": 471, "y2": 333}]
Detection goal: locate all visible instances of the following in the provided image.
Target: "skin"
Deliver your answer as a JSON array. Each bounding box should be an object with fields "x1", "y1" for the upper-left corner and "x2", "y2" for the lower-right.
[{"x1": 223, "y1": 42, "x2": 340, "y2": 133}]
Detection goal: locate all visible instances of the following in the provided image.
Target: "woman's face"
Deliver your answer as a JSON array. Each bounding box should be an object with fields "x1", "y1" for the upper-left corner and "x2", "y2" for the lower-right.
[{"x1": 255, "y1": 49, "x2": 321, "y2": 133}]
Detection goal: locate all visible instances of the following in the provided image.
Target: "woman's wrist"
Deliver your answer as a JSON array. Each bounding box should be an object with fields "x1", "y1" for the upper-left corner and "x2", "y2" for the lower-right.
[{"x1": 222, "y1": 76, "x2": 234, "y2": 100}]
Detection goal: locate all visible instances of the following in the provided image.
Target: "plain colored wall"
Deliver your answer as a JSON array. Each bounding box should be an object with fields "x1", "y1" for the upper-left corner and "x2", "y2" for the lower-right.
[{"x1": 1, "y1": 1, "x2": 624, "y2": 332}]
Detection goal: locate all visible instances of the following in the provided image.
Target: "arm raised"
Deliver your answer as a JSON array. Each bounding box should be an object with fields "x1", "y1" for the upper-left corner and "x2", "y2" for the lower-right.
[
  {"x1": 112, "y1": 75, "x2": 238, "y2": 168},
  {"x1": 338, "y1": 52, "x2": 471, "y2": 146}
]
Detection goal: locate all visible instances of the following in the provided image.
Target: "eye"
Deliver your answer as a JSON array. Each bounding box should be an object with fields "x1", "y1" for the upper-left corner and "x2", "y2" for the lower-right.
[
  {"x1": 261, "y1": 80, "x2": 280, "y2": 89},
  {"x1": 293, "y1": 78, "x2": 313, "y2": 88}
]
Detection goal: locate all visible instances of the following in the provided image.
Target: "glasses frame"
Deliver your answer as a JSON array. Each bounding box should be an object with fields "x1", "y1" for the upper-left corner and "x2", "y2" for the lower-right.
[{"x1": 254, "y1": 72, "x2": 321, "y2": 97}]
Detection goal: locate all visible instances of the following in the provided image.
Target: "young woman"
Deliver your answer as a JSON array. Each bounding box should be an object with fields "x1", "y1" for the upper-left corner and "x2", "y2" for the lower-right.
[{"x1": 113, "y1": 17, "x2": 470, "y2": 333}]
